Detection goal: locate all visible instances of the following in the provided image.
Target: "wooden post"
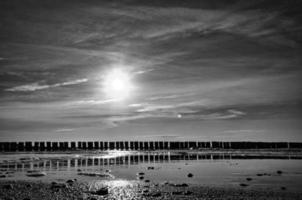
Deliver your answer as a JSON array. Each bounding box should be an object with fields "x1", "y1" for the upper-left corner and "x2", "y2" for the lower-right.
[
  {"x1": 109, "y1": 142, "x2": 115, "y2": 150},
  {"x1": 10, "y1": 142, "x2": 17, "y2": 152},
  {"x1": 104, "y1": 142, "x2": 108, "y2": 150},
  {"x1": 40, "y1": 142, "x2": 46, "y2": 151},
  {"x1": 144, "y1": 142, "x2": 148, "y2": 150},
  {"x1": 18, "y1": 142, "x2": 25, "y2": 151},
  {"x1": 25, "y1": 142, "x2": 32, "y2": 151},
  {"x1": 88, "y1": 142, "x2": 93, "y2": 150},
  {"x1": 124, "y1": 141, "x2": 129, "y2": 150},
  {"x1": 46, "y1": 142, "x2": 51, "y2": 151},
  {"x1": 71, "y1": 142, "x2": 76, "y2": 150},
  {"x1": 82, "y1": 142, "x2": 87, "y2": 150},
  {"x1": 78, "y1": 141, "x2": 82, "y2": 149},
  {"x1": 52, "y1": 142, "x2": 58, "y2": 151}
]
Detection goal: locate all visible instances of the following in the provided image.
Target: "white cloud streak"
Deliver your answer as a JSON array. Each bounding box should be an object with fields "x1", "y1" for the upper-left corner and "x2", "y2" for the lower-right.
[{"x1": 5, "y1": 78, "x2": 88, "y2": 92}]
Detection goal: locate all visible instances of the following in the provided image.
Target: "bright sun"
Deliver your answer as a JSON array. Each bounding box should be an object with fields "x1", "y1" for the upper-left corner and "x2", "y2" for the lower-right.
[{"x1": 103, "y1": 68, "x2": 134, "y2": 100}]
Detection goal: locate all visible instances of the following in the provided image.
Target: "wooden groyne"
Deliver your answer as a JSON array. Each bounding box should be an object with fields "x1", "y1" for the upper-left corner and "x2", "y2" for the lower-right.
[{"x1": 0, "y1": 141, "x2": 302, "y2": 152}]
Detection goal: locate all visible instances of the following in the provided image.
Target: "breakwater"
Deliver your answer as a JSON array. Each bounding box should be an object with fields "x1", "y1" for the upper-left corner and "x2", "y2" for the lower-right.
[{"x1": 0, "y1": 141, "x2": 302, "y2": 152}]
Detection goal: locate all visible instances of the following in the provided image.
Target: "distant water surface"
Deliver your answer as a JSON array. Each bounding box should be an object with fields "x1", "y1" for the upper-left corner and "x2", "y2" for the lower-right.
[{"x1": 0, "y1": 151, "x2": 302, "y2": 192}]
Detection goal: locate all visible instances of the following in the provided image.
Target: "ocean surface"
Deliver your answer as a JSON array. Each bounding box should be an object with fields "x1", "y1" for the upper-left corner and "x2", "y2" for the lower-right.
[{"x1": 1, "y1": 151, "x2": 302, "y2": 192}]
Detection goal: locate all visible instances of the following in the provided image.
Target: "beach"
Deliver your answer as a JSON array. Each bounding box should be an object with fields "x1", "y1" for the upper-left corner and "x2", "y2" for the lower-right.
[
  {"x1": 1, "y1": 179, "x2": 301, "y2": 200},
  {"x1": 0, "y1": 150, "x2": 302, "y2": 199}
]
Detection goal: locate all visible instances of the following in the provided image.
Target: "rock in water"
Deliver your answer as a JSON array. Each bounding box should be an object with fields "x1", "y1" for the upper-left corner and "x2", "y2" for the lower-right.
[
  {"x1": 187, "y1": 173, "x2": 193, "y2": 178},
  {"x1": 240, "y1": 183, "x2": 249, "y2": 187},
  {"x1": 95, "y1": 187, "x2": 109, "y2": 196},
  {"x1": 3, "y1": 184, "x2": 14, "y2": 190},
  {"x1": 26, "y1": 171, "x2": 46, "y2": 177}
]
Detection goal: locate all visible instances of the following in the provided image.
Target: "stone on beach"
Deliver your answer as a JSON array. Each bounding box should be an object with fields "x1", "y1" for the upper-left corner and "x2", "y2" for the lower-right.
[
  {"x1": 3, "y1": 184, "x2": 14, "y2": 190},
  {"x1": 26, "y1": 171, "x2": 46, "y2": 177},
  {"x1": 147, "y1": 166, "x2": 155, "y2": 170},
  {"x1": 78, "y1": 171, "x2": 115, "y2": 178},
  {"x1": 94, "y1": 187, "x2": 109, "y2": 196},
  {"x1": 277, "y1": 170, "x2": 283, "y2": 175},
  {"x1": 240, "y1": 183, "x2": 249, "y2": 187}
]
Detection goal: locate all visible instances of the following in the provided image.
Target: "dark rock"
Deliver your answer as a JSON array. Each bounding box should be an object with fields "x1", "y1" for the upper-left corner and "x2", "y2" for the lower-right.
[
  {"x1": 66, "y1": 179, "x2": 74, "y2": 184},
  {"x1": 151, "y1": 192, "x2": 161, "y2": 197},
  {"x1": 256, "y1": 173, "x2": 263, "y2": 176},
  {"x1": 239, "y1": 183, "x2": 248, "y2": 187},
  {"x1": 174, "y1": 183, "x2": 189, "y2": 187},
  {"x1": 277, "y1": 170, "x2": 283, "y2": 175},
  {"x1": 163, "y1": 181, "x2": 169, "y2": 185},
  {"x1": 26, "y1": 184, "x2": 32, "y2": 188},
  {"x1": 50, "y1": 183, "x2": 67, "y2": 189},
  {"x1": 246, "y1": 178, "x2": 252, "y2": 181},
  {"x1": 23, "y1": 198, "x2": 31, "y2": 200},
  {"x1": 26, "y1": 171, "x2": 46, "y2": 177},
  {"x1": 0, "y1": 174, "x2": 6, "y2": 178},
  {"x1": 147, "y1": 166, "x2": 155, "y2": 170},
  {"x1": 172, "y1": 191, "x2": 183, "y2": 195},
  {"x1": 281, "y1": 186, "x2": 287, "y2": 190},
  {"x1": 187, "y1": 173, "x2": 193, "y2": 178},
  {"x1": 3, "y1": 184, "x2": 13, "y2": 190},
  {"x1": 183, "y1": 191, "x2": 193, "y2": 195},
  {"x1": 142, "y1": 189, "x2": 149, "y2": 193},
  {"x1": 95, "y1": 187, "x2": 109, "y2": 196},
  {"x1": 144, "y1": 179, "x2": 150, "y2": 183}
]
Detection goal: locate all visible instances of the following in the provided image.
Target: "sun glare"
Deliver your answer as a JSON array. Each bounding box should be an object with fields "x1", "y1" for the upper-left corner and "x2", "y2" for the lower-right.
[{"x1": 103, "y1": 68, "x2": 134, "y2": 100}]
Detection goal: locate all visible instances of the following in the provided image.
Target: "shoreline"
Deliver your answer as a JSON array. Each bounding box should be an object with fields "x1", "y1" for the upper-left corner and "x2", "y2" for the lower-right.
[{"x1": 1, "y1": 179, "x2": 301, "y2": 200}]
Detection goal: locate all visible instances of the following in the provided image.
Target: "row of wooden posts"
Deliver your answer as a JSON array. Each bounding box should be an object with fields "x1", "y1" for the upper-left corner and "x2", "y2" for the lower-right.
[{"x1": 0, "y1": 141, "x2": 302, "y2": 152}]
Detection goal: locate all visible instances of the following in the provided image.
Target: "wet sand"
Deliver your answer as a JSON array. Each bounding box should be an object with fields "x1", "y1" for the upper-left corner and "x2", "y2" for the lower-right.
[
  {"x1": 1, "y1": 150, "x2": 302, "y2": 199},
  {"x1": 1, "y1": 179, "x2": 302, "y2": 200}
]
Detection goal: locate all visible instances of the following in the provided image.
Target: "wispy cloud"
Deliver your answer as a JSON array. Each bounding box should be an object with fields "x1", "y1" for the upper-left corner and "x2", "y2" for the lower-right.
[
  {"x1": 55, "y1": 128, "x2": 74, "y2": 133},
  {"x1": 5, "y1": 78, "x2": 88, "y2": 92}
]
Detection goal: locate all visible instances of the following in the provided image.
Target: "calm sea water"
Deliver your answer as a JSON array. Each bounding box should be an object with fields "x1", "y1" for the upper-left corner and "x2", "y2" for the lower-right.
[{"x1": 1, "y1": 151, "x2": 302, "y2": 191}]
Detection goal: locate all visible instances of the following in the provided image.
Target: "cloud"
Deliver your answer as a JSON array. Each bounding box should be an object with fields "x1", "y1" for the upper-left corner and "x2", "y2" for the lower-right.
[
  {"x1": 5, "y1": 78, "x2": 88, "y2": 92},
  {"x1": 55, "y1": 128, "x2": 74, "y2": 133}
]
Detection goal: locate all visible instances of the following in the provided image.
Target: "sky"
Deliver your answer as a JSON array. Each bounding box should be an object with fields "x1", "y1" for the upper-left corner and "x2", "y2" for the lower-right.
[{"x1": 0, "y1": 0, "x2": 301, "y2": 142}]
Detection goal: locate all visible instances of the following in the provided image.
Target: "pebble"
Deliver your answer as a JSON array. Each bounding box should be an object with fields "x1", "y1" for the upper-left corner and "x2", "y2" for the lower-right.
[
  {"x1": 184, "y1": 191, "x2": 193, "y2": 195},
  {"x1": 3, "y1": 184, "x2": 13, "y2": 190},
  {"x1": 239, "y1": 183, "x2": 248, "y2": 187},
  {"x1": 66, "y1": 179, "x2": 74, "y2": 184},
  {"x1": 151, "y1": 192, "x2": 161, "y2": 197},
  {"x1": 95, "y1": 187, "x2": 109, "y2": 196},
  {"x1": 187, "y1": 173, "x2": 193, "y2": 178},
  {"x1": 277, "y1": 170, "x2": 283, "y2": 175},
  {"x1": 172, "y1": 191, "x2": 183, "y2": 195},
  {"x1": 147, "y1": 166, "x2": 155, "y2": 170},
  {"x1": 26, "y1": 171, "x2": 46, "y2": 177},
  {"x1": 246, "y1": 178, "x2": 252, "y2": 181}
]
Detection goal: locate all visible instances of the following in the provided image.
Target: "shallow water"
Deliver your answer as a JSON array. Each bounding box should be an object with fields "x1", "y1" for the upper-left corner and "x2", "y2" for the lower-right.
[{"x1": 0, "y1": 151, "x2": 302, "y2": 191}]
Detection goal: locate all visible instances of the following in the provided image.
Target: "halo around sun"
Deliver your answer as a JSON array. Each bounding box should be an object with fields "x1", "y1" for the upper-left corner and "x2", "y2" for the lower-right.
[{"x1": 102, "y1": 68, "x2": 134, "y2": 100}]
